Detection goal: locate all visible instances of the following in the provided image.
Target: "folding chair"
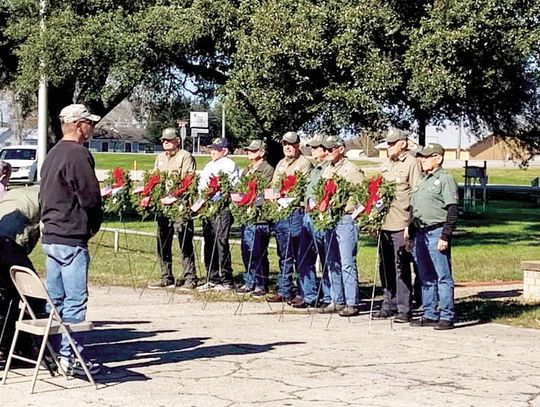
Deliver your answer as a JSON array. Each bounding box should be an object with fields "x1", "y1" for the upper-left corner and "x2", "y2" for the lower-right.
[{"x1": 1, "y1": 265, "x2": 97, "y2": 393}]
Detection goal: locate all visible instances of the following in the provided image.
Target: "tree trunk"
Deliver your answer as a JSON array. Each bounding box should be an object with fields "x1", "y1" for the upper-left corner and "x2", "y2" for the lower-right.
[{"x1": 417, "y1": 113, "x2": 427, "y2": 146}]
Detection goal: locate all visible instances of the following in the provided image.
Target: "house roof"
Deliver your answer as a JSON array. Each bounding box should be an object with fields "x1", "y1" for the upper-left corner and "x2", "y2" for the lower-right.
[{"x1": 93, "y1": 126, "x2": 149, "y2": 143}]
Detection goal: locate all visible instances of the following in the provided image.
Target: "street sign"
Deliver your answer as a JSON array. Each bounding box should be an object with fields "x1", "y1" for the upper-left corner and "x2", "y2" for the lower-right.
[
  {"x1": 180, "y1": 126, "x2": 187, "y2": 140},
  {"x1": 190, "y1": 111, "x2": 208, "y2": 128},
  {"x1": 191, "y1": 128, "x2": 209, "y2": 137}
]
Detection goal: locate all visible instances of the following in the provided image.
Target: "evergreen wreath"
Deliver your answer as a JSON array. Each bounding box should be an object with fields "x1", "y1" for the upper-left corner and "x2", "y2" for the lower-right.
[
  {"x1": 101, "y1": 167, "x2": 133, "y2": 219},
  {"x1": 230, "y1": 172, "x2": 269, "y2": 226},
  {"x1": 160, "y1": 172, "x2": 200, "y2": 222},
  {"x1": 262, "y1": 171, "x2": 307, "y2": 222},
  {"x1": 353, "y1": 175, "x2": 396, "y2": 234},
  {"x1": 197, "y1": 171, "x2": 233, "y2": 220},
  {"x1": 311, "y1": 175, "x2": 354, "y2": 231},
  {"x1": 131, "y1": 170, "x2": 165, "y2": 219}
]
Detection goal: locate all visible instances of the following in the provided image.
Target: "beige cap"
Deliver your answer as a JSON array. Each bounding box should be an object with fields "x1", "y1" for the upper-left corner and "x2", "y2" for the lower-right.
[
  {"x1": 281, "y1": 131, "x2": 300, "y2": 144},
  {"x1": 245, "y1": 139, "x2": 267, "y2": 151},
  {"x1": 385, "y1": 128, "x2": 408, "y2": 143},
  {"x1": 321, "y1": 135, "x2": 345, "y2": 149},
  {"x1": 306, "y1": 134, "x2": 326, "y2": 147},
  {"x1": 418, "y1": 143, "x2": 445, "y2": 156},
  {"x1": 59, "y1": 104, "x2": 101, "y2": 124},
  {"x1": 160, "y1": 128, "x2": 178, "y2": 140}
]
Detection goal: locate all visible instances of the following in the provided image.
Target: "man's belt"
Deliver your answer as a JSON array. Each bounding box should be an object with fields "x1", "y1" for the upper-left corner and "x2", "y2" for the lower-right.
[{"x1": 417, "y1": 222, "x2": 445, "y2": 232}]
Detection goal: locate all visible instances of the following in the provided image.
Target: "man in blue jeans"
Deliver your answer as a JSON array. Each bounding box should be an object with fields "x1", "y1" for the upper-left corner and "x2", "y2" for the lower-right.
[
  {"x1": 409, "y1": 143, "x2": 459, "y2": 330},
  {"x1": 40, "y1": 104, "x2": 103, "y2": 375}
]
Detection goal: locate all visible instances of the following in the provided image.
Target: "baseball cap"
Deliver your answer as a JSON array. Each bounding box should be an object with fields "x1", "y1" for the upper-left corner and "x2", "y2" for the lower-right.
[
  {"x1": 160, "y1": 128, "x2": 178, "y2": 140},
  {"x1": 385, "y1": 128, "x2": 408, "y2": 143},
  {"x1": 59, "y1": 104, "x2": 101, "y2": 124},
  {"x1": 281, "y1": 131, "x2": 300, "y2": 144},
  {"x1": 208, "y1": 137, "x2": 230, "y2": 150},
  {"x1": 418, "y1": 143, "x2": 445, "y2": 156},
  {"x1": 409, "y1": 145, "x2": 424, "y2": 157},
  {"x1": 321, "y1": 135, "x2": 345, "y2": 149},
  {"x1": 245, "y1": 139, "x2": 267, "y2": 151},
  {"x1": 306, "y1": 134, "x2": 326, "y2": 147}
]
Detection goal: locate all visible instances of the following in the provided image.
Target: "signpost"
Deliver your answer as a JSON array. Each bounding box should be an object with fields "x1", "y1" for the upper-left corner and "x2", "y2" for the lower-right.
[
  {"x1": 177, "y1": 120, "x2": 188, "y2": 149},
  {"x1": 189, "y1": 111, "x2": 209, "y2": 154}
]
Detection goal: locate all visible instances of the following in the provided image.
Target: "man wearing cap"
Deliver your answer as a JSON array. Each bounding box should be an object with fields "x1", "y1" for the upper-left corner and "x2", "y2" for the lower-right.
[
  {"x1": 374, "y1": 128, "x2": 422, "y2": 322},
  {"x1": 320, "y1": 135, "x2": 365, "y2": 317},
  {"x1": 40, "y1": 103, "x2": 102, "y2": 375},
  {"x1": 267, "y1": 131, "x2": 312, "y2": 303},
  {"x1": 237, "y1": 139, "x2": 274, "y2": 296},
  {"x1": 148, "y1": 128, "x2": 197, "y2": 290},
  {"x1": 410, "y1": 143, "x2": 459, "y2": 330},
  {"x1": 293, "y1": 134, "x2": 331, "y2": 308},
  {"x1": 197, "y1": 137, "x2": 240, "y2": 291}
]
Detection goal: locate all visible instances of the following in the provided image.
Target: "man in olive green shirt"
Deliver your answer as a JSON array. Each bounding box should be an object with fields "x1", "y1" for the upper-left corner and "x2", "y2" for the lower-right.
[
  {"x1": 375, "y1": 129, "x2": 422, "y2": 322},
  {"x1": 149, "y1": 127, "x2": 198, "y2": 290},
  {"x1": 238, "y1": 139, "x2": 274, "y2": 296},
  {"x1": 320, "y1": 136, "x2": 365, "y2": 317},
  {"x1": 410, "y1": 143, "x2": 459, "y2": 330},
  {"x1": 267, "y1": 131, "x2": 312, "y2": 303}
]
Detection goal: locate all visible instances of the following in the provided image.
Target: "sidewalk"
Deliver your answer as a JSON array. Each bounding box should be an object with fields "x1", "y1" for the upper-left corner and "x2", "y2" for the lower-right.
[{"x1": 1, "y1": 284, "x2": 539, "y2": 406}]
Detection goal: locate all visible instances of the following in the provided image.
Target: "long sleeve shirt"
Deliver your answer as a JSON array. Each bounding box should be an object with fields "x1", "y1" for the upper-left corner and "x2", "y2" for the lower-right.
[{"x1": 198, "y1": 156, "x2": 240, "y2": 192}]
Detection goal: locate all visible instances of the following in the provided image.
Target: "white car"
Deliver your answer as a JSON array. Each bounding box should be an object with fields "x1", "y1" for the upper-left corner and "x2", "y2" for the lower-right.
[{"x1": 0, "y1": 145, "x2": 38, "y2": 184}]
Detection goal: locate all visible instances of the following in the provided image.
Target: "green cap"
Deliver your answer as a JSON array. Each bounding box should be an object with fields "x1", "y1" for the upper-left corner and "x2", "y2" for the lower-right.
[
  {"x1": 306, "y1": 134, "x2": 326, "y2": 147},
  {"x1": 385, "y1": 128, "x2": 408, "y2": 143},
  {"x1": 418, "y1": 143, "x2": 445, "y2": 156},
  {"x1": 160, "y1": 128, "x2": 178, "y2": 140},
  {"x1": 321, "y1": 135, "x2": 345, "y2": 149},
  {"x1": 245, "y1": 139, "x2": 267, "y2": 151},
  {"x1": 281, "y1": 131, "x2": 300, "y2": 144}
]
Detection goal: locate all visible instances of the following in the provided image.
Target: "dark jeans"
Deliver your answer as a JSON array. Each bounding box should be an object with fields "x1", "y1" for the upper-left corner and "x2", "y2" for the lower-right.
[
  {"x1": 202, "y1": 209, "x2": 233, "y2": 285},
  {"x1": 379, "y1": 230, "x2": 413, "y2": 315},
  {"x1": 157, "y1": 216, "x2": 197, "y2": 285},
  {"x1": 241, "y1": 223, "x2": 271, "y2": 291},
  {"x1": 0, "y1": 237, "x2": 44, "y2": 356},
  {"x1": 273, "y1": 209, "x2": 303, "y2": 298}
]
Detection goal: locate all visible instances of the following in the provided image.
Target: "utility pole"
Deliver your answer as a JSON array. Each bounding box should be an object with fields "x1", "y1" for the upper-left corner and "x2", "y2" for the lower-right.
[{"x1": 37, "y1": 0, "x2": 48, "y2": 180}]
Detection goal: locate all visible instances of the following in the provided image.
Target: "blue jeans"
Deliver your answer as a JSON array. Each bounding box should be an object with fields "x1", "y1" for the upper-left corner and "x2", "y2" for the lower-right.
[
  {"x1": 241, "y1": 223, "x2": 271, "y2": 291},
  {"x1": 328, "y1": 215, "x2": 359, "y2": 306},
  {"x1": 297, "y1": 214, "x2": 332, "y2": 303},
  {"x1": 413, "y1": 227, "x2": 455, "y2": 321},
  {"x1": 43, "y1": 243, "x2": 90, "y2": 361},
  {"x1": 273, "y1": 209, "x2": 303, "y2": 298}
]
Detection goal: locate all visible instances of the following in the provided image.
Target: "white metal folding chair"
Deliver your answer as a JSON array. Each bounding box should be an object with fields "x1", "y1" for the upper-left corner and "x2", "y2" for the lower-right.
[{"x1": 1, "y1": 265, "x2": 97, "y2": 393}]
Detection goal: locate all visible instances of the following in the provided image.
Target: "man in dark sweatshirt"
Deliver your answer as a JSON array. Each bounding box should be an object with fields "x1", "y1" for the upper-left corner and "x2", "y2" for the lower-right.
[{"x1": 40, "y1": 104, "x2": 103, "y2": 376}]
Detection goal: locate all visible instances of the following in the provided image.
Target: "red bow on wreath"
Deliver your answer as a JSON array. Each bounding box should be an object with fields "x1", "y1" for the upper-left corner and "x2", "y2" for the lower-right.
[
  {"x1": 365, "y1": 176, "x2": 382, "y2": 214},
  {"x1": 280, "y1": 175, "x2": 297, "y2": 196},
  {"x1": 207, "y1": 176, "x2": 220, "y2": 197},
  {"x1": 172, "y1": 173, "x2": 195, "y2": 197},
  {"x1": 112, "y1": 167, "x2": 124, "y2": 188},
  {"x1": 318, "y1": 179, "x2": 337, "y2": 212},
  {"x1": 142, "y1": 173, "x2": 160, "y2": 196},
  {"x1": 238, "y1": 179, "x2": 258, "y2": 207}
]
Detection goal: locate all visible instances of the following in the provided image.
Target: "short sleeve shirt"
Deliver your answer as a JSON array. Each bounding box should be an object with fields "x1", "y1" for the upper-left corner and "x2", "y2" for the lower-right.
[
  {"x1": 271, "y1": 155, "x2": 312, "y2": 186},
  {"x1": 411, "y1": 168, "x2": 459, "y2": 227},
  {"x1": 382, "y1": 152, "x2": 422, "y2": 231},
  {"x1": 242, "y1": 160, "x2": 274, "y2": 186},
  {"x1": 154, "y1": 149, "x2": 196, "y2": 178}
]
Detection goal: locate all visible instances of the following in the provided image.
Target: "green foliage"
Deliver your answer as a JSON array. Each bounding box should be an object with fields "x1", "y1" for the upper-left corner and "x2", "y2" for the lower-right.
[
  {"x1": 102, "y1": 167, "x2": 134, "y2": 219},
  {"x1": 230, "y1": 171, "x2": 270, "y2": 225},
  {"x1": 262, "y1": 171, "x2": 307, "y2": 222},
  {"x1": 311, "y1": 175, "x2": 354, "y2": 231},
  {"x1": 354, "y1": 176, "x2": 396, "y2": 234},
  {"x1": 197, "y1": 171, "x2": 233, "y2": 221},
  {"x1": 160, "y1": 172, "x2": 199, "y2": 222}
]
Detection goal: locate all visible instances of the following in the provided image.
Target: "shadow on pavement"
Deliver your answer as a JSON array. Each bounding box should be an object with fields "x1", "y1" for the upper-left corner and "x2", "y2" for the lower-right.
[
  {"x1": 84, "y1": 322, "x2": 303, "y2": 385},
  {"x1": 456, "y1": 298, "x2": 540, "y2": 325}
]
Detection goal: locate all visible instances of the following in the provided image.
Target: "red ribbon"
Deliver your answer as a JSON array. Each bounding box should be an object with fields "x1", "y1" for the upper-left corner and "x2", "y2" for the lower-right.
[
  {"x1": 318, "y1": 179, "x2": 337, "y2": 212},
  {"x1": 280, "y1": 175, "x2": 297, "y2": 197},
  {"x1": 142, "y1": 173, "x2": 160, "y2": 196},
  {"x1": 112, "y1": 167, "x2": 124, "y2": 188},
  {"x1": 207, "y1": 176, "x2": 220, "y2": 197},
  {"x1": 238, "y1": 179, "x2": 258, "y2": 207},
  {"x1": 172, "y1": 173, "x2": 195, "y2": 197},
  {"x1": 365, "y1": 176, "x2": 382, "y2": 214}
]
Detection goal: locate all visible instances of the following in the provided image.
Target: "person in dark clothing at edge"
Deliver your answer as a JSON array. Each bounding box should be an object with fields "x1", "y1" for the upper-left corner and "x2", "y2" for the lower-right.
[
  {"x1": 0, "y1": 186, "x2": 43, "y2": 363},
  {"x1": 40, "y1": 104, "x2": 103, "y2": 376}
]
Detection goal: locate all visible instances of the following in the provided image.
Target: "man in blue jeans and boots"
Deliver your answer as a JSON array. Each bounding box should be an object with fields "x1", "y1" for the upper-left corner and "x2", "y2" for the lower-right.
[
  {"x1": 266, "y1": 131, "x2": 312, "y2": 303},
  {"x1": 40, "y1": 104, "x2": 103, "y2": 375},
  {"x1": 320, "y1": 136, "x2": 365, "y2": 317},
  {"x1": 295, "y1": 134, "x2": 332, "y2": 309},
  {"x1": 409, "y1": 143, "x2": 459, "y2": 330}
]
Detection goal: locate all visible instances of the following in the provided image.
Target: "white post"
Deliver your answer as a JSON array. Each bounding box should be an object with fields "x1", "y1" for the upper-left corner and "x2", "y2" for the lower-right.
[
  {"x1": 37, "y1": 0, "x2": 48, "y2": 180},
  {"x1": 114, "y1": 229, "x2": 120, "y2": 253}
]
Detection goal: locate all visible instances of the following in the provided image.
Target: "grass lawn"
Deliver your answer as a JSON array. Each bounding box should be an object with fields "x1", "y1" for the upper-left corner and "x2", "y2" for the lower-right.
[{"x1": 448, "y1": 167, "x2": 540, "y2": 185}]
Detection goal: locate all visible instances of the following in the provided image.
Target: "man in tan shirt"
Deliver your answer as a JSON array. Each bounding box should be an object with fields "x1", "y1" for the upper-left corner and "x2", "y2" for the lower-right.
[
  {"x1": 320, "y1": 136, "x2": 364, "y2": 317},
  {"x1": 149, "y1": 128, "x2": 197, "y2": 290},
  {"x1": 267, "y1": 131, "x2": 312, "y2": 303},
  {"x1": 374, "y1": 128, "x2": 422, "y2": 322}
]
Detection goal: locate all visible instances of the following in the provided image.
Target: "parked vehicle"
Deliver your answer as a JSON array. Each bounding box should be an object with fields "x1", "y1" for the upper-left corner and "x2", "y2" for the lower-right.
[{"x1": 0, "y1": 145, "x2": 38, "y2": 184}]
